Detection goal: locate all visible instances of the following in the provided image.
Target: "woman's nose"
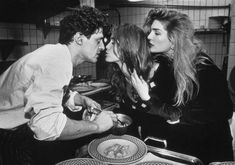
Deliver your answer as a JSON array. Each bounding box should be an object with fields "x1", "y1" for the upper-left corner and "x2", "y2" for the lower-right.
[
  {"x1": 106, "y1": 42, "x2": 111, "y2": 50},
  {"x1": 147, "y1": 31, "x2": 153, "y2": 40}
]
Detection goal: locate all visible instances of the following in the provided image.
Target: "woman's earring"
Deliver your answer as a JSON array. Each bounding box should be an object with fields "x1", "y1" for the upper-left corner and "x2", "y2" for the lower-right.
[{"x1": 168, "y1": 45, "x2": 174, "y2": 58}]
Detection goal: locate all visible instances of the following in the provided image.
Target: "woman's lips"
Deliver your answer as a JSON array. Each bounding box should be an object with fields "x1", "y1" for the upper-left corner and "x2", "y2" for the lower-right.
[{"x1": 148, "y1": 42, "x2": 154, "y2": 47}]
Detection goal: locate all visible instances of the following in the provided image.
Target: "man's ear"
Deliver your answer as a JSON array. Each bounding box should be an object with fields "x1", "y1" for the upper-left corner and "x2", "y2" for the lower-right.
[{"x1": 74, "y1": 32, "x2": 83, "y2": 45}]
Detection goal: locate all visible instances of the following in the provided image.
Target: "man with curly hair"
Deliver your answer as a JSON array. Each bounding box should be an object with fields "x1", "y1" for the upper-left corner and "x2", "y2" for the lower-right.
[{"x1": 0, "y1": 6, "x2": 116, "y2": 165}]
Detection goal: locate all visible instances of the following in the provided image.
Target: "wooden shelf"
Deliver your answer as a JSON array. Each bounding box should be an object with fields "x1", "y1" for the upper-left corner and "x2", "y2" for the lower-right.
[
  {"x1": 0, "y1": 39, "x2": 28, "y2": 46},
  {"x1": 0, "y1": 39, "x2": 28, "y2": 61},
  {"x1": 195, "y1": 28, "x2": 226, "y2": 34}
]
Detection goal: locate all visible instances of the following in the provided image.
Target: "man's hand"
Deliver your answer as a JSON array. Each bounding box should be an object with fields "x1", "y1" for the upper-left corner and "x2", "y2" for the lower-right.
[
  {"x1": 64, "y1": 90, "x2": 83, "y2": 112},
  {"x1": 74, "y1": 93, "x2": 101, "y2": 109},
  {"x1": 82, "y1": 95, "x2": 101, "y2": 109},
  {"x1": 93, "y1": 111, "x2": 117, "y2": 133}
]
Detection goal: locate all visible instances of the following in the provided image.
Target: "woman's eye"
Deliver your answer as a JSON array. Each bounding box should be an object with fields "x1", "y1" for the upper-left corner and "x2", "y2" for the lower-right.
[
  {"x1": 152, "y1": 30, "x2": 160, "y2": 36},
  {"x1": 110, "y1": 39, "x2": 115, "y2": 45}
]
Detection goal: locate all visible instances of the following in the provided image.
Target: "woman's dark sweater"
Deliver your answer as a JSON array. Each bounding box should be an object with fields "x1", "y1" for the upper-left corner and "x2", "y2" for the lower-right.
[{"x1": 118, "y1": 53, "x2": 234, "y2": 164}]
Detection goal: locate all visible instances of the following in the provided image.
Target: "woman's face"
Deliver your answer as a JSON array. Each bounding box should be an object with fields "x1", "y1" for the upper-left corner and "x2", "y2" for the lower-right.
[
  {"x1": 105, "y1": 38, "x2": 131, "y2": 80},
  {"x1": 147, "y1": 20, "x2": 172, "y2": 53},
  {"x1": 105, "y1": 38, "x2": 120, "y2": 63}
]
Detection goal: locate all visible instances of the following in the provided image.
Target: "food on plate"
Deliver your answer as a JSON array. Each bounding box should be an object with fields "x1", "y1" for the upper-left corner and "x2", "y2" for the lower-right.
[{"x1": 103, "y1": 143, "x2": 130, "y2": 159}]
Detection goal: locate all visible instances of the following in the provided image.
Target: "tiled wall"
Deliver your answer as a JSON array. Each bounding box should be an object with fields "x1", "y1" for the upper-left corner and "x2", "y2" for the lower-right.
[
  {"x1": 228, "y1": 0, "x2": 235, "y2": 77},
  {"x1": 0, "y1": 0, "x2": 233, "y2": 79}
]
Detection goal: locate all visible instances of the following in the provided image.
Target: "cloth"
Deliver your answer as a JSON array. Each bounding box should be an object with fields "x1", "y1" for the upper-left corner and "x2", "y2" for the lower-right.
[
  {"x1": 0, "y1": 124, "x2": 90, "y2": 165},
  {"x1": 118, "y1": 52, "x2": 234, "y2": 164},
  {"x1": 0, "y1": 124, "x2": 35, "y2": 165},
  {"x1": 0, "y1": 43, "x2": 73, "y2": 140}
]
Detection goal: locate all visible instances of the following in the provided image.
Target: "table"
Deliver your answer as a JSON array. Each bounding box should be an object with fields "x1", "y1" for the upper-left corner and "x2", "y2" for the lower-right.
[
  {"x1": 56, "y1": 143, "x2": 203, "y2": 165},
  {"x1": 59, "y1": 134, "x2": 203, "y2": 165}
]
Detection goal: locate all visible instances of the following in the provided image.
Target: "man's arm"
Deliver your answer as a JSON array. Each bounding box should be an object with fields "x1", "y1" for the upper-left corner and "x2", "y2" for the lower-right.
[
  {"x1": 57, "y1": 118, "x2": 98, "y2": 140},
  {"x1": 58, "y1": 110, "x2": 116, "y2": 140}
]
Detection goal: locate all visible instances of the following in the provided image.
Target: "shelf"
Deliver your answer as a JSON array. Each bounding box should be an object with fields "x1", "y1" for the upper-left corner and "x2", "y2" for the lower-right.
[
  {"x1": 36, "y1": 23, "x2": 60, "y2": 39},
  {"x1": 0, "y1": 39, "x2": 28, "y2": 46},
  {"x1": 0, "y1": 39, "x2": 28, "y2": 61},
  {"x1": 195, "y1": 28, "x2": 227, "y2": 34}
]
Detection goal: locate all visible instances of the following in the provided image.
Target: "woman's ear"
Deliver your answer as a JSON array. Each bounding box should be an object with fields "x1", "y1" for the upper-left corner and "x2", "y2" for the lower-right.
[
  {"x1": 114, "y1": 45, "x2": 121, "y2": 58},
  {"x1": 169, "y1": 36, "x2": 175, "y2": 47},
  {"x1": 74, "y1": 32, "x2": 83, "y2": 45}
]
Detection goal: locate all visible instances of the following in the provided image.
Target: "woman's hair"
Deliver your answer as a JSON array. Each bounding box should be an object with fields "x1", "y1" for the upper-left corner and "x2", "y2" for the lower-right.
[
  {"x1": 144, "y1": 8, "x2": 204, "y2": 106},
  {"x1": 111, "y1": 23, "x2": 153, "y2": 80},
  {"x1": 59, "y1": 6, "x2": 108, "y2": 44},
  {"x1": 109, "y1": 24, "x2": 152, "y2": 101}
]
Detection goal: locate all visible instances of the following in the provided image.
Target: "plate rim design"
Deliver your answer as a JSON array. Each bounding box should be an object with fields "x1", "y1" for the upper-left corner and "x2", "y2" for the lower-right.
[
  {"x1": 135, "y1": 161, "x2": 174, "y2": 165},
  {"x1": 55, "y1": 157, "x2": 106, "y2": 165},
  {"x1": 88, "y1": 134, "x2": 147, "y2": 165}
]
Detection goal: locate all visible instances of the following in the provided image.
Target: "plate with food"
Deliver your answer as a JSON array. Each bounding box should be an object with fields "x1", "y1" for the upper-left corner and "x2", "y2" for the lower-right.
[
  {"x1": 88, "y1": 134, "x2": 147, "y2": 164},
  {"x1": 55, "y1": 158, "x2": 106, "y2": 165}
]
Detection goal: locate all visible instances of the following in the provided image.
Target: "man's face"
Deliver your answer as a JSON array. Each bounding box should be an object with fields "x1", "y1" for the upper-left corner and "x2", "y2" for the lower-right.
[{"x1": 81, "y1": 28, "x2": 105, "y2": 63}]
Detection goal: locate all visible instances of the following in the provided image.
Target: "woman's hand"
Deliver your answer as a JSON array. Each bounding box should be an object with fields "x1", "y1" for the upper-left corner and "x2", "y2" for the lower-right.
[{"x1": 131, "y1": 69, "x2": 150, "y2": 101}]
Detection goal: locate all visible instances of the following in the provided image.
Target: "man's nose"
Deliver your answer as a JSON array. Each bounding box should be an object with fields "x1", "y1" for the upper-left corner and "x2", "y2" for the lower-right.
[{"x1": 99, "y1": 41, "x2": 105, "y2": 50}]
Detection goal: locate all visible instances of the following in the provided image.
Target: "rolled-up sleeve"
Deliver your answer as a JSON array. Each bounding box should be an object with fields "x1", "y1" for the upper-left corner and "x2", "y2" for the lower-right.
[{"x1": 29, "y1": 109, "x2": 67, "y2": 141}]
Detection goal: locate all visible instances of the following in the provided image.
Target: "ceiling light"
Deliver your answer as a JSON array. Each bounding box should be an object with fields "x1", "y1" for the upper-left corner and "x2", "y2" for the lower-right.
[{"x1": 128, "y1": 0, "x2": 144, "y2": 2}]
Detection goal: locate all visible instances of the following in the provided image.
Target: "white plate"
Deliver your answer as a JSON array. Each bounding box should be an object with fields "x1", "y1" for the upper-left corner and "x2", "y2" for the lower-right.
[
  {"x1": 88, "y1": 134, "x2": 147, "y2": 165},
  {"x1": 90, "y1": 82, "x2": 109, "y2": 88},
  {"x1": 55, "y1": 158, "x2": 106, "y2": 165},
  {"x1": 71, "y1": 85, "x2": 95, "y2": 93}
]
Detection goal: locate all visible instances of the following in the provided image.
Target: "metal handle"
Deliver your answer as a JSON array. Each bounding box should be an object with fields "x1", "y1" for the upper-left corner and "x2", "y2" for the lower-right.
[
  {"x1": 144, "y1": 136, "x2": 167, "y2": 148},
  {"x1": 147, "y1": 145, "x2": 204, "y2": 165}
]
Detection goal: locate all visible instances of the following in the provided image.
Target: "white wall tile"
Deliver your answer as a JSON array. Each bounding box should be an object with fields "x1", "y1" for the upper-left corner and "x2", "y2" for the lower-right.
[
  {"x1": 230, "y1": 30, "x2": 235, "y2": 43},
  {"x1": 30, "y1": 29, "x2": 37, "y2": 44},
  {"x1": 231, "y1": 17, "x2": 235, "y2": 30},
  {"x1": 228, "y1": 55, "x2": 235, "y2": 70},
  {"x1": 231, "y1": 3, "x2": 235, "y2": 17},
  {"x1": 229, "y1": 42, "x2": 235, "y2": 55}
]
